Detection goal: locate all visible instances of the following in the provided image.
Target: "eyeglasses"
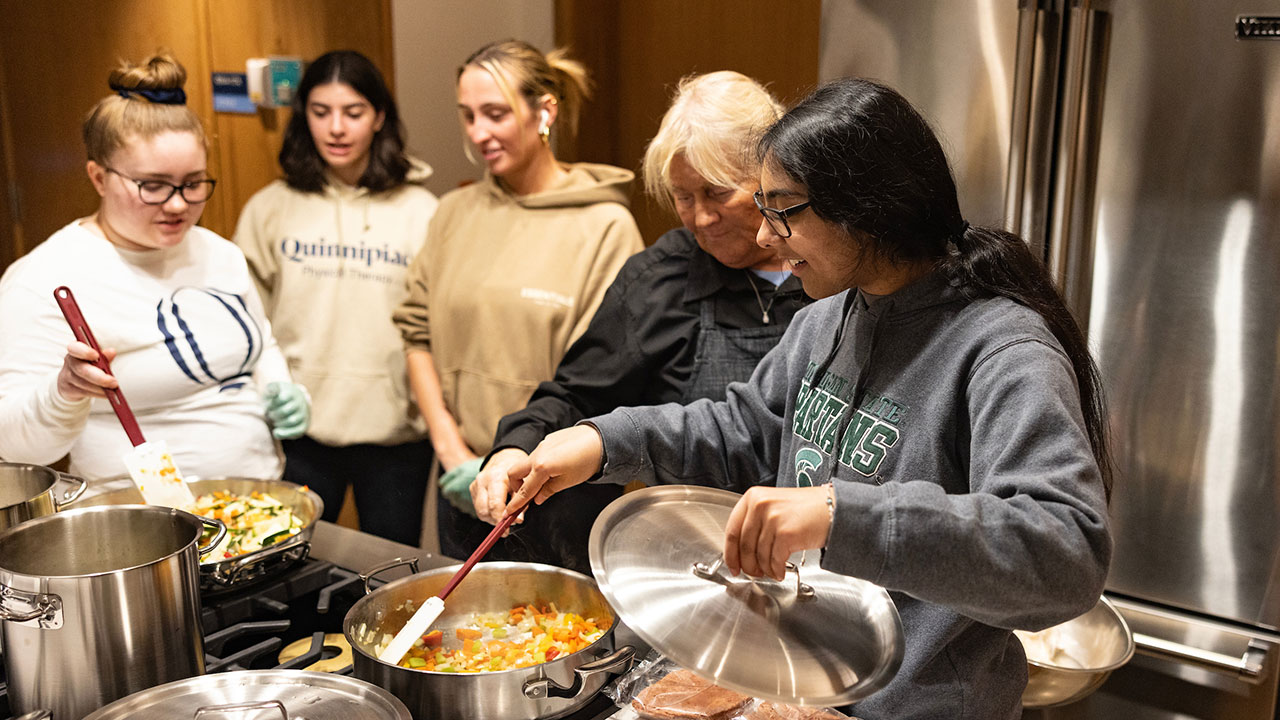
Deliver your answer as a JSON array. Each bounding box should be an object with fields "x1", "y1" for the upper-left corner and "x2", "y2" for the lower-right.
[
  {"x1": 102, "y1": 166, "x2": 217, "y2": 205},
  {"x1": 753, "y1": 190, "x2": 811, "y2": 238}
]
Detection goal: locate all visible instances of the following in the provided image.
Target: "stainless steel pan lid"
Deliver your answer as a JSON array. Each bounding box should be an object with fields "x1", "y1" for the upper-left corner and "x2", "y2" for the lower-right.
[
  {"x1": 81, "y1": 670, "x2": 412, "y2": 720},
  {"x1": 588, "y1": 485, "x2": 904, "y2": 706}
]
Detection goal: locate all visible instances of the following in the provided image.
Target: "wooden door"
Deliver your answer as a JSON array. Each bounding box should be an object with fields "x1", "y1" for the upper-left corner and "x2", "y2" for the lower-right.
[
  {"x1": 0, "y1": 0, "x2": 211, "y2": 265},
  {"x1": 556, "y1": 0, "x2": 821, "y2": 244}
]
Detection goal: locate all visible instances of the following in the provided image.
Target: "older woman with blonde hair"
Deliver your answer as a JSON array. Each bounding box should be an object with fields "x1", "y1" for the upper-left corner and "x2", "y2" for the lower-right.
[{"x1": 469, "y1": 71, "x2": 811, "y2": 572}]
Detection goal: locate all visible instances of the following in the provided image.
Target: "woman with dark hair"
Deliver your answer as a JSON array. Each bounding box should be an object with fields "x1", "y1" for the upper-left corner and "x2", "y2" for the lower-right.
[
  {"x1": 234, "y1": 50, "x2": 438, "y2": 545},
  {"x1": 487, "y1": 77, "x2": 1113, "y2": 719}
]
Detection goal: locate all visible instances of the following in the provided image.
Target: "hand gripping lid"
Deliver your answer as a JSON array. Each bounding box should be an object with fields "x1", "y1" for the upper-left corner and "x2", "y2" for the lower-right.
[{"x1": 588, "y1": 485, "x2": 904, "y2": 706}]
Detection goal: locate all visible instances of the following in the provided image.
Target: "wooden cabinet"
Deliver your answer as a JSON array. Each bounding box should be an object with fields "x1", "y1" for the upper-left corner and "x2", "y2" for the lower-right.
[
  {"x1": 0, "y1": 0, "x2": 392, "y2": 272},
  {"x1": 555, "y1": 0, "x2": 821, "y2": 244}
]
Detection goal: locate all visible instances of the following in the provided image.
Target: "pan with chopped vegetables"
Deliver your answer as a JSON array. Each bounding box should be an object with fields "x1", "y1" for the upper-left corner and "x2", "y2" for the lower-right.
[
  {"x1": 78, "y1": 477, "x2": 323, "y2": 591},
  {"x1": 345, "y1": 560, "x2": 635, "y2": 720}
]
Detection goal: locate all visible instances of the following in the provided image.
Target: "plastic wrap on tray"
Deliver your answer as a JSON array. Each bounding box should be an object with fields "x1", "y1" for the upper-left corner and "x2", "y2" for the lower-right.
[{"x1": 605, "y1": 653, "x2": 856, "y2": 720}]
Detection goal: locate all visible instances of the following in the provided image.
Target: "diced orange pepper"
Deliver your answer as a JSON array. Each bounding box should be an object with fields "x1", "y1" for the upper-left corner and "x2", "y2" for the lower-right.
[{"x1": 455, "y1": 628, "x2": 483, "y2": 641}]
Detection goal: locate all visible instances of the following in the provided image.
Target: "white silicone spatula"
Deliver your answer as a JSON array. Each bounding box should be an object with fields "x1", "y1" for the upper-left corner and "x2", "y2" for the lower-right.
[
  {"x1": 378, "y1": 494, "x2": 534, "y2": 665},
  {"x1": 53, "y1": 286, "x2": 196, "y2": 508}
]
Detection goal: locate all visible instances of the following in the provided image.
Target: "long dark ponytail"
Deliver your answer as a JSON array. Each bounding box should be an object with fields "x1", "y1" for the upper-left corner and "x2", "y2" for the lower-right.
[{"x1": 759, "y1": 77, "x2": 1112, "y2": 498}]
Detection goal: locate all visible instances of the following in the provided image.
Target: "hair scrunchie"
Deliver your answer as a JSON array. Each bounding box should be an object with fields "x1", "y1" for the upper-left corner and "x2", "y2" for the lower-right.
[{"x1": 112, "y1": 85, "x2": 187, "y2": 105}]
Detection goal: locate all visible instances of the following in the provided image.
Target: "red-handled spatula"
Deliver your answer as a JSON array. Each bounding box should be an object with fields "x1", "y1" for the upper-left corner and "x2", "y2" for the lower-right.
[
  {"x1": 53, "y1": 286, "x2": 195, "y2": 508},
  {"x1": 378, "y1": 492, "x2": 535, "y2": 665}
]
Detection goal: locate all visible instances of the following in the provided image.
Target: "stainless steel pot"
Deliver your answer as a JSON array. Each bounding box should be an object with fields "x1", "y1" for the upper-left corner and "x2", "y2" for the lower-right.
[
  {"x1": 344, "y1": 559, "x2": 635, "y2": 720},
  {"x1": 79, "y1": 477, "x2": 322, "y2": 591},
  {"x1": 0, "y1": 462, "x2": 87, "y2": 531},
  {"x1": 0, "y1": 504, "x2": 225, "y2": 720}
]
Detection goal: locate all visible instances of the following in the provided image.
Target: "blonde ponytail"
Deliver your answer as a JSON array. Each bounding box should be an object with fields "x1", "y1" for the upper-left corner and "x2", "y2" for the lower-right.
[{"x1": 543, "y1": 47, "x2": 591, "y2": 141}]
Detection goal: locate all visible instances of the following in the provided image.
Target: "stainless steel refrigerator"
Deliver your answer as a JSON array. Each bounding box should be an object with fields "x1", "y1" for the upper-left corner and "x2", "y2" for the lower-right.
[{"x1": 820, "y1": 2, "x2": 1280, "y2": 718}]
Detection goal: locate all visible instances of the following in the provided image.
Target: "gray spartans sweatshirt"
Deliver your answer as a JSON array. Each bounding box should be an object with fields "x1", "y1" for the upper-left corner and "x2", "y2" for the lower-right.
[{"x1": 589, "y1": 271, "x2": 1111, "y2": 720}]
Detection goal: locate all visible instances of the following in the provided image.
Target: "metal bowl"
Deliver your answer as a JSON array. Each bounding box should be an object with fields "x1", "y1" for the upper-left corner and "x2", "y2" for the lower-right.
[{"x1": 1019, "y1": 595, "x2": 1135, "y2": 708}]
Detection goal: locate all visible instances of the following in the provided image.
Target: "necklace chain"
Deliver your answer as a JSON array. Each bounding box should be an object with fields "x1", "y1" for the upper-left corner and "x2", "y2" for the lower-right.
[{"x1": 744, "y1": 271, "x2": 778, "y2": 324}]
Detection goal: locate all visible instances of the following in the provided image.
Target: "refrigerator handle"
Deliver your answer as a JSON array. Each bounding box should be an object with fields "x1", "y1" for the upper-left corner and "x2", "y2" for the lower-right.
[
  {"x1": 1003, "y1": 0, "x2": 1039, "y2": 233},
  {"x1": 1048, "y1": 0, "x2": 1110, "y2": 322},
  {"x1": 1005, "y1": 0, "x2": 1064, "y2": 261},
  {"x1": 1133, "y1": 632, "x2": 1271, "y2": 681}
]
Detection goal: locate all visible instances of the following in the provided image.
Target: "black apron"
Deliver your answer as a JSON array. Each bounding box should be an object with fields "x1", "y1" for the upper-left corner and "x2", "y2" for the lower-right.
[{"x1": 682, "y1": 295, "x2": 789, "y2": 403}]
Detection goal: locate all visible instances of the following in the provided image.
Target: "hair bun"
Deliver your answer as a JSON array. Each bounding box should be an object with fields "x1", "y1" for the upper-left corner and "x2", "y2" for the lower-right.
[
  {"x1": 108, "y1": 53, "x2": 188, "y2": 105},
  {"x1": 109, "y1": 52, "x2": 187, "y2": 91}
]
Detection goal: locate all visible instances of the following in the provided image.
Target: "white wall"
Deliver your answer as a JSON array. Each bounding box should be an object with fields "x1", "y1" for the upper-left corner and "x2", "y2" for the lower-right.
[{"x1": 391, "y1": 0, "x2": 554, "y2": 196}]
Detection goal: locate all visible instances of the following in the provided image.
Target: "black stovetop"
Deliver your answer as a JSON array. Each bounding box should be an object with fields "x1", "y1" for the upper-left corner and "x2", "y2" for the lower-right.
[{"x1": 0, "y1": 521, "x2": 629, "y2": 720}]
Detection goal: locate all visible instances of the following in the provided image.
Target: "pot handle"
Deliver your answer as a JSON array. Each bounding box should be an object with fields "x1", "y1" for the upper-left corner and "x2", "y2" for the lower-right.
[
  {"x1": 194, "y1": 700, "x2": 288, "y2": 720},
  {"x1": 53, "y1": 471, "x2": 88, "y2": 508},
  {"x1": 359, "y1": 556, "x2": 421, "y2": 595},
  {"x1": 203, "y1": 535, "x2": 310, "y2": 588},
  {"x1": 0, "y1": 584, "x2": 63, "y2": 629},
  {"x1": 524, "y1": 645, "x2": 637, "y2": 700},
  {"x1": 197, "y1": 516, "x2": 228, "y2": 555}
]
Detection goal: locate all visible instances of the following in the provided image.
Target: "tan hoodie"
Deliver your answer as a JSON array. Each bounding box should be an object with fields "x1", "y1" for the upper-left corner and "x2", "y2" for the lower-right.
[
  {"x1": 234, "y1": 159, "x2": 439, "y2": 446},
  {"x1": 393, "y1": 163, "x2": 643, "y2": 455}
]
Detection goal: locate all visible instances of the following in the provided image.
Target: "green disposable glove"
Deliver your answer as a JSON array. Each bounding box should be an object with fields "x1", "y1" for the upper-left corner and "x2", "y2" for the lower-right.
[
  {"x1": 263, "y1": 381, "x2": 311, "y2": 440},
  {"x1": 440, "y1": 457, "x2": 483, "y2": 518}
]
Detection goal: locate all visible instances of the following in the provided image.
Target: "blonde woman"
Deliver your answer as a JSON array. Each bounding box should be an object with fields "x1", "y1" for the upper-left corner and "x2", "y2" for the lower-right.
[
  {"x1": 472, "y1": 72, "x2": 811, "y2": 572},
  {"x1": 393, "y1": 40, "x2": 642, "y2": 557},
  {"x1": 0, "y1": 53, "x2": 305, "y2": 480}
]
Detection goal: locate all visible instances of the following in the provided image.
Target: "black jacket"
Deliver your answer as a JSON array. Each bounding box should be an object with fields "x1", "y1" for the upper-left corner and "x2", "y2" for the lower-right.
[{"x1": 493, "y1": 227, "x2": 809, "y2": 453}]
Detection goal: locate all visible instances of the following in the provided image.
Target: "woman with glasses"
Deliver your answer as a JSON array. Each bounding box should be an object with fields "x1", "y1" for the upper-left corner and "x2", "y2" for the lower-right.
[
  {"x1": 0, "y1": 53, "x2": 306, "y2": 481},
  {"x1": 233, "y1": 51, "x2": 438, "y2": 545},
  {"x1": 484, "y1": 78, "x2": 1113, "y2": 719}
]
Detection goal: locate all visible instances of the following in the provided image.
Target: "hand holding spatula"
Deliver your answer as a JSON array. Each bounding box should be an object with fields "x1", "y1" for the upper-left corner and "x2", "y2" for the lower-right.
[
  {"x1": 53, "y1": 286, "x2": 195, "y2": 509},
  {"x1": 378, "y1": 493, "x2": 535, "y2": 665}
]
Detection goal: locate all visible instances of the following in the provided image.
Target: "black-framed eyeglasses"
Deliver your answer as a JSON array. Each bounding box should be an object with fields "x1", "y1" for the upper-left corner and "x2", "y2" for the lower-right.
[
  {"x1": 103, "y1": 166, "x2": 217, "y2": 205},
  {"x1": 753, "y1": 190, "x2": 811, "y2": 238}
]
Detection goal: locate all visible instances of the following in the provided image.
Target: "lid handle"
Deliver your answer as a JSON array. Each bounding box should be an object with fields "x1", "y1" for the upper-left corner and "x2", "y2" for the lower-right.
[
  {"x1": 692, "y1": 554, "x2": 816, "y2": 601},
  {"x1": 194, "y1": 700, "x2": 288, "y2": 720}
]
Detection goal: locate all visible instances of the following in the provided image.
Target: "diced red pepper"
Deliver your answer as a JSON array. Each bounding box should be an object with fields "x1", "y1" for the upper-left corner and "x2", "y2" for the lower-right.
[
  {"x1": 423, "y1": 630, "x2": 443, "y2": 648},
  {"x1": 545, "y1": 647, "x2": 560, "y2": 661}
]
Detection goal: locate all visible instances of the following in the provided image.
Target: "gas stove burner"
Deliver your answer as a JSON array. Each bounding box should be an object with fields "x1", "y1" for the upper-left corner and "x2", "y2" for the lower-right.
[{"x1": 278, "y1": 633, "x2": 353, "y2": 673}]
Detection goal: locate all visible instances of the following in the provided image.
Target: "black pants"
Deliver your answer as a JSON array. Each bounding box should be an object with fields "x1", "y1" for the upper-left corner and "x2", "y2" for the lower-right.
[
  {"x1": 436, "y1": 481, "x2": 624, "y2": 575},
  {"x1": 282, "y1": 435, "x2": 433, "y2": 547}
]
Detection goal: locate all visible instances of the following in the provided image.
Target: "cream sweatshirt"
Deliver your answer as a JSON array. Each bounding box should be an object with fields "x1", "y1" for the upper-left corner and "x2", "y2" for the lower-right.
[
  {"x1": 393, "y1": 163, "x2": 643, "y2": 455},
  {"x1": 235, "y1": 160, "x2": 439, "y2": 446}
]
